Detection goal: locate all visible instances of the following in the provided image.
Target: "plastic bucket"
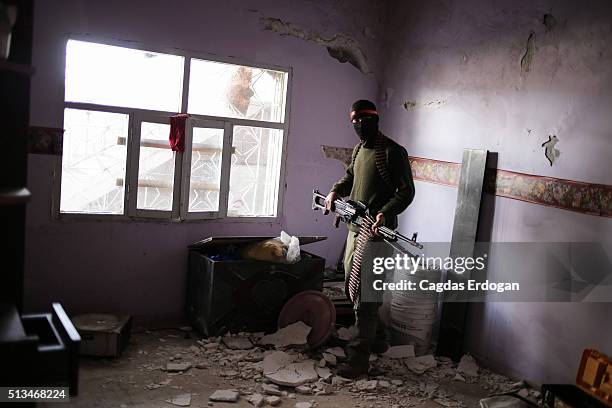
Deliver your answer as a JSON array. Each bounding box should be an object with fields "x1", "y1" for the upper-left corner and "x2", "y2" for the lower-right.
[{"x1": 390, "y1": 268, "x2": 441, "y2": 355}]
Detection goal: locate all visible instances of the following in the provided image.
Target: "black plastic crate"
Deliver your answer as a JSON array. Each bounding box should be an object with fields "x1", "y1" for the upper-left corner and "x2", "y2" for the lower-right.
[{"x1": 186, "y1": 236, "x2": 326, "y2": 336}]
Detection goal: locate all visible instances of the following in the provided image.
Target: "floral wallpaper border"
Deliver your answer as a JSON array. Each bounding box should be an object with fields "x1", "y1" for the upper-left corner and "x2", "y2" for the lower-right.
[{"x1": 322, "y1": 146, "x2": 612, "y2": 217}]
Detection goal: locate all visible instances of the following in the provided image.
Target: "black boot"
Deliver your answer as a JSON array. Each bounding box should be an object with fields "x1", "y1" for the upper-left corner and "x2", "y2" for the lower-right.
[
  {"x1": 336, "y1": 361, "x2": 369, "y2": 379},
  {"x1": 371, "y1": 339, "x2": 389, "y2": 354}
]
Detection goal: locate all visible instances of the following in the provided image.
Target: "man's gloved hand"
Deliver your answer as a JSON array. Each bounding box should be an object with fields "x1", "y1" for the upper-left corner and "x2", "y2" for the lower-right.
[
  {"x1": 324, "y1": 191, "x2": 338, "y2": 214},
  {"x1": 371, "y1": 212, "x2": 385, "y2": 236}
]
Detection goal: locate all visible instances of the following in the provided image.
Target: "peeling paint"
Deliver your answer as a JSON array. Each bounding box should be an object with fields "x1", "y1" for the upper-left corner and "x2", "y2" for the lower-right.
[
  {"x1": 260, "y1": 17, "x2": 370, "y2": 74},
  {"x1": 542, "y1": 13, "x2": 557, "y2": 32},
  {"x1": 321, "y1": 145, "x2": 353, "y2": 168},
  {"x1": 403, "y1": 99, "x2": 447, "y2": 111},
  {"x1": 541, "y1": 135, "x2": 560, "y2": 166},
  {"x1": 403, "y1": 101, "x2": 418, "y2": 111},
  {"x1": 520, "y1": 31, "x2": 536, "y2": 76}
]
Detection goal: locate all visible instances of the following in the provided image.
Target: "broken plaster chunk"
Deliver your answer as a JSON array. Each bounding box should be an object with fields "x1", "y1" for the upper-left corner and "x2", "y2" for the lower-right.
[
  {"x1": 223, "y1": 335, "x2": 254, "y2": 350},
  {"x1": 203, "y1": 342, "x2": 219, "y2": 350},
  {"x1": 247, "y1": 393, "x2": 265, "y2": 407},
  {"x1": 261, "y1": 383, "x2": 283, "y2": 396},
  {"x1": 296, "y1": 385, "x2": 312, "y2": 394},
  {"x1": 313, "y1": 380, "x2": 333, "y2": 395},
  {"x1": 259, "y1": 321, "x2": 312, "y2": 348},
  {"x1": 382, "y1": 345, "x2": 415, "y2": 359},
  {"x1": 457, "y1": 354, "x2": 479, "y2": 377},
  {"x1": 356, "y1": 379, "x2": 378, "y2": 392},
  {"x1": 263, "y1": 351, "x2": 296, "y2": 375},
  {"x1": 453, "y1": 373, "x2": 466, "y2": 382},
  {"x1": 337, "y1": 327, "x2": 352, "y2": 341},
  {"x1": 265, "y1": 360, "x2": 319, "y2": 387},
  {"x1": 322, "y1": 353, "x2": 337, "y2": 366},
  {"x1": 266, "y1": 395, "x2": 282, "y2": 406},
  {"x1": 324, "y1": 347, "x2": 346, "y2": 358},
  {"x1": 166, "y1": 393, "x2": 191, "y2": 407},
  {"x1": 165, "y1": 362, "x2": 192, "y2": 372},
  {"x1": 405, "y1": 354, "x2": 437, "y2": 374},
  {"x1": 315, "y1": 365, "x2": 332, "y2": 380},
  {"x1": 209, "y1": 389, "x2": 240, "y2": 402},
  {"x1": 295, "y1": 403, "x2": 313, "y2": 408}
]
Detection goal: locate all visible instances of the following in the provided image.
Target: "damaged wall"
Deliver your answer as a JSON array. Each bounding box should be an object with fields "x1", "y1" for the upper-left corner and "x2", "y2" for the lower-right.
[
  {"x1": 26, "y1": 0, "x2": 386, "y2": 323},
  {"x1": 379, "y1": 0, "x2": 612, "y2": 384}
]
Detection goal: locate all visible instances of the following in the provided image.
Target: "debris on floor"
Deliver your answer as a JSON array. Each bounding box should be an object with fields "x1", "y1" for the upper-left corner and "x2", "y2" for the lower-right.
[
  {"x1": 337, "y1": 326, "x2": 352, "y2": 341},
  {"x1": 457, "y1": 354, "x2": 479, "y2": 377},
  {"x1": 383, "y1": 344, "x2": 415, "y2": 359},
  {"x1": 208, "y1": 389, "x2": 240, "y2": 402},
  {"x1": 223, "y1": 334, "x2": 255, "y2": 350},
  {"x1": 72, "y1": 326, "x2": 543, "y2": 407},
  {"x1": 259, "y1": 321, "x2": 312, "y2": 348},
  {"x1": 166, "y1": 393, "x2": 192, "y2": 406}
]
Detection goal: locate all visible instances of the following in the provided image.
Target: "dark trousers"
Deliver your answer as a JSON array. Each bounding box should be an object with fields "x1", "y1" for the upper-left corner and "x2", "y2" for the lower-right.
[{"x1": 343, "y1": 231, "x2": 391, "y2": 365}]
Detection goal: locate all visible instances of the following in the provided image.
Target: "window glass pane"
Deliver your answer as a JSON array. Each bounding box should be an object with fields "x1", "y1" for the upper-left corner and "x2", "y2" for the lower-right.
[
  {"x1": 228, "y1": 126, "x2": 283, "y2": 217},
  {"x1": 65, "y1": 40, "x2": 184, "y2": 112},
  {"x1": 188, "y1": 59, "x2": 287, "y2": 123},
  {"x1": 137, "y1": 122, "x2": 174, "y2": 211},
  {"x1": 188, "y1": 127, "x2": 224, "y2": 212},
  {"x1": 60, "y1": 109, "x2": 128, "y2": 214}
]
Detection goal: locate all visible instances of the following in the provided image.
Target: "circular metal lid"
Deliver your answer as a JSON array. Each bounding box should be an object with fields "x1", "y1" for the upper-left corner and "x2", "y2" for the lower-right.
[{"x1": 278, "y1": 290, "x2": 336, "y2": 349}]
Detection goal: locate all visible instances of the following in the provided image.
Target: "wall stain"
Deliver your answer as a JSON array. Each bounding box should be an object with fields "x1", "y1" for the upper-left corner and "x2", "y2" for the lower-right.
[
  {"x1": 403, "y1": 99, "x2": 447, "y2": 111},
  {"x1": 520, "y1": 31, "x2": 536, "y2": 76},
  {"x1": 260, "y1": 17, "x2": 370, "y2": 74},
  {"x1": 542, "y1": 13, "x2": 557, "y2": 32},
  {"x1": 541, "y1": 135, "x2": 560, "y2": 166}
]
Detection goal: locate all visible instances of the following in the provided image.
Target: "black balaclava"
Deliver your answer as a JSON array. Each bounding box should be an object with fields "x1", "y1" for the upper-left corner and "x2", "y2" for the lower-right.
[{"x1": 350, "y1": 99, "x2": 379, "y2": 146}]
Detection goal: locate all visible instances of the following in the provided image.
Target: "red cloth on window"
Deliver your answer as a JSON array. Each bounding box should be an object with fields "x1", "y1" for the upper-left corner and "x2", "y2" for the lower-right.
[{"x1": 169, "y1": 114, "x2": 188, "y2": 152}]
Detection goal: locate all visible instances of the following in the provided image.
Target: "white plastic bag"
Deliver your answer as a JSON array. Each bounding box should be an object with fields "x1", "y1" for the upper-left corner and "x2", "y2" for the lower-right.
[{"x1": 280, "y1": 231, "x2": 301, "y2": 264}]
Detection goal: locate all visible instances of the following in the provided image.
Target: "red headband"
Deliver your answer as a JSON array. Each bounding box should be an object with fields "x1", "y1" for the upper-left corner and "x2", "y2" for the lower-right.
[{"x1": 350, "y1": 109, "x2": 378, "y2": 120}]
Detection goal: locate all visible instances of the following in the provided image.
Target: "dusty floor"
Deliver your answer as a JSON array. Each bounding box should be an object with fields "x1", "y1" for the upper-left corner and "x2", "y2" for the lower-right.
[{"x1": 41, "y1": 329, "x2": 523, "y2": 408}]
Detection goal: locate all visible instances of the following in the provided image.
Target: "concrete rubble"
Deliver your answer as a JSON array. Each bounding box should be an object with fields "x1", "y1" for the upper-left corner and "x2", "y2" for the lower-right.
[
  {"x1": 405, "y1": 354, "x2": 437, "y2": 374},
  {"x1": 457, "y1": 354, "x2": 479, "y2": 377},
  {"x1": 142, "y1": 324, "x2": 542, "y2": 408},
  {"x1": 223, "y1": 334, "x2": 255, "y2": 350},
  {"x1": 208, "y1": 389, "x2": 240, "y2": 402},
  {"x1": 259, "y1": 321, "x2": 311, "y2": 348},
  {"x1": 166, "y1": 393, "x2": 191, "y2": 407}
]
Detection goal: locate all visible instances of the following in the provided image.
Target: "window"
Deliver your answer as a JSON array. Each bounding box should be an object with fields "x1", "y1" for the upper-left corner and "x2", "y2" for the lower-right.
[{"x1": 59, "y1": 39, "x2": 290, "y2": 220}]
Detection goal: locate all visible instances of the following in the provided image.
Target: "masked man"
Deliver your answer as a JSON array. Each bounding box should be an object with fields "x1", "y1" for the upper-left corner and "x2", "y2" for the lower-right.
[{"x1": 325, "y1": 99, "x2": 415, "y2": 378}]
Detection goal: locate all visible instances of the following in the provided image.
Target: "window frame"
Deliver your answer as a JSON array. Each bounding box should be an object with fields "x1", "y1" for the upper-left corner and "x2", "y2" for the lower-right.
[{"x1": 53, "y1": 34, "x2": 292, "y2": 223}]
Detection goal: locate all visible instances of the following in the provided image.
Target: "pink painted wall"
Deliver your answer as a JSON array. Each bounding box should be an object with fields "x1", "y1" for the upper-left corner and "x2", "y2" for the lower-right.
[
  {"x1": 379, "y1": 0, "x2": 612, "y2": 384},
  {"x1": 26, "y1": 0, "x2": 612, "y2": 385},
  {"x1": 25, "y1": 0, "x2": 385, "y2": 323}
]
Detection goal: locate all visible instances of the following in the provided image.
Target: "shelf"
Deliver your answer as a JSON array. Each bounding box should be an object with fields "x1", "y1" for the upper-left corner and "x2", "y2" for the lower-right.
[
  {"x1": 0, "y1": 187, "x2": 31, "y2": 206},
  {"x1": 0, "y1": 60, "x2": 35, "y2": 76}
]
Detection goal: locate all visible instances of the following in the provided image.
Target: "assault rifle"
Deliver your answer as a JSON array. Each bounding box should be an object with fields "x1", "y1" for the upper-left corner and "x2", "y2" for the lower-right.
[{"x1": 312, "y1": 189, "x2": 423, "y2": 253}]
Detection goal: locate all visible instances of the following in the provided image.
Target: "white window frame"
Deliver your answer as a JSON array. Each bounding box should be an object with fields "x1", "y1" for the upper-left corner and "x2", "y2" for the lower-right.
[{"x1": 53, "y1": 35, "x2": 292, "y2": 223}]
